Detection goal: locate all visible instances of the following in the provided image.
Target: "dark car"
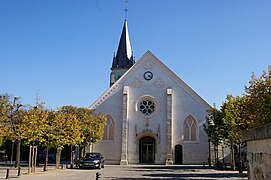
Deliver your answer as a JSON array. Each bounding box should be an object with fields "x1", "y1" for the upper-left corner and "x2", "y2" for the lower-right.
[
  {"x1": 0, "y1": 153, "x2": 8, "y2": 161},
  {"x1": 78, "y1": 153, "x2": 105, "y2": 169},
  {"x1": 37, "y1": 151, "x2": 56, "y2": 163}
]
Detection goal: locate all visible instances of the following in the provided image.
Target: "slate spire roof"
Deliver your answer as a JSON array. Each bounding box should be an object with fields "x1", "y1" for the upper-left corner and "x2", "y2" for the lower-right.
[{"x1": 111, "y1": 20, "x2": 135, "y2": 69}]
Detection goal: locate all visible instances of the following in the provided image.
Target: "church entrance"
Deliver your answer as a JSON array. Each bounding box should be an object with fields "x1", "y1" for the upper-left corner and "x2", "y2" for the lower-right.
[
  {"x1": 175, "y1": 145, "x2": 183, "y2": 164},
  {"x1": 139, "y1": 136, "x2": 155, "y2": 163}
]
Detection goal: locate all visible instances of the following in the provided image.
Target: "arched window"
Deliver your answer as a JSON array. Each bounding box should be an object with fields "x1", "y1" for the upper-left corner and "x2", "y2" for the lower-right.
[
  {"x1": 103, "y1": 115, "x2": 114, "y2": 140},
  {"x1": 183, "y1": 115, "x2": 197, "y2": 141}
]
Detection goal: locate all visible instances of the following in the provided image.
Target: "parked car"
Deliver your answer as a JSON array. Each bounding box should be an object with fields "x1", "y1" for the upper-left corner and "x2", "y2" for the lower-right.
[
  {"x1": 37, "y1": 151, "x2": 56, "y2": 163},
  {"x1": 78, "y1": 153, "x2": 105, "y2": 169},
  {"x1": 0, "y1": 153, "x2": 8, "y2": 161}
]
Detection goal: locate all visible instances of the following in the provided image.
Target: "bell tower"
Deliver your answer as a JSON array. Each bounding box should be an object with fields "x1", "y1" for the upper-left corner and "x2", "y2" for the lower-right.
[{"x1": 110, "y1": 2, "x2": 134, "y2": 86}]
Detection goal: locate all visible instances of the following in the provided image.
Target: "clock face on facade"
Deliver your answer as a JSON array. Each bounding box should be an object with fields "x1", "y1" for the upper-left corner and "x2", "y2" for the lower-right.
[{"x1": 143, "y1": 71, "x2": 153, "y2": 80}]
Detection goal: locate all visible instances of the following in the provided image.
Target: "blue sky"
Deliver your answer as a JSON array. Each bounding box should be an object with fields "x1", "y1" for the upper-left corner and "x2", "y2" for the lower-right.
[{"x1": 0, "y1": 0, "x2": 270, "y2": 109}]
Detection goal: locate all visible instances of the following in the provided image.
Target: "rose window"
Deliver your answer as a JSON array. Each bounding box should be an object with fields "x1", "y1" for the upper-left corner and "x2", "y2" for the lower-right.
[{"x1": 139, "y1": 99, "x2": 155, "y2": 116}]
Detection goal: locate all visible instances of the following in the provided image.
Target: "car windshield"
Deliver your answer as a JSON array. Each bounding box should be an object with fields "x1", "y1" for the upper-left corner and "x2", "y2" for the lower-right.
[{"x1": 84, "y1": 153, "x2": 100, "y2": 158}]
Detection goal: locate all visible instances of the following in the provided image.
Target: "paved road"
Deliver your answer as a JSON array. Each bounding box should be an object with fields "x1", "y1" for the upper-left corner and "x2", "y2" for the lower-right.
[{"x1": 1, "y1": 165, "x2": 247, "y2": 180}]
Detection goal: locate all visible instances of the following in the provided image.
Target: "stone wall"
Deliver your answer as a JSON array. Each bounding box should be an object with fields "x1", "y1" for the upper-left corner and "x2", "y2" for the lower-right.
[{"x1": 243, "y1": 123, "x2": 271, "y2": 180}]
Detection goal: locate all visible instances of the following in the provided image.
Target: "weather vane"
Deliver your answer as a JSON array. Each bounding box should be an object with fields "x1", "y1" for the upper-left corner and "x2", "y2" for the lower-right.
[{"x1": 124, "y1": 0, "x2": 129, "y2": 20}]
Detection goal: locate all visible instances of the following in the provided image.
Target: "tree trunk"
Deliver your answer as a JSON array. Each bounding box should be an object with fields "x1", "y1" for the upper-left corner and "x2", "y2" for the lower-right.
[
  {"x1": 238, "y1": 143, "x2": 242, "y2": 173},
  {"x1": 216, "y1": 145, "x2": 219, "y2": 166},
  {"x1": 33, "y1": 145, "x2": 37, "y2": 172},
  {"x1": 214, "y1": 145, "x2": 217, "y2": 167},
  {"x1": 230, "y1": 145, "x2": 235, "y2": 170},
  {"x1": 83, "y1": 144, "x2": 85, "y2": 156},
  {"x1": 70, "y1": 146, "x2": 73, "y2": 168},
  {"x1": 10, "y1": 141, "x2": 14, "y2": 164},
  {"x1": 222, "y1": 144, "x2": 225, "y2": 164},
  {"x1": 56, "y1": 148, "x2": 62, "y2": 169},
  {"x1": 15, "y1": 140, "x2": 21, "y2": 168},
  {"x1": 28, "y1": 144, "x2": 32, "y2": 173},
  {"x1": 79, "y1": 145, "x2": 83, "y2": 159},
  {"x1": 44, "y1": 142, "x2": 49, "y2": 171},
  {"x1": 31, "y1": 145, "x2": 34, "y2": 172},
  {"x1": 32, "y1": 146, "x2": 35, "y2": 172}
]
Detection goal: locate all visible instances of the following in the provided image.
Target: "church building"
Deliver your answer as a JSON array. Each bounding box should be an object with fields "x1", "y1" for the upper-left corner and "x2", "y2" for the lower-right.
[{"x1": 90, "y1": 19, "x2": 211, "y2": 165}]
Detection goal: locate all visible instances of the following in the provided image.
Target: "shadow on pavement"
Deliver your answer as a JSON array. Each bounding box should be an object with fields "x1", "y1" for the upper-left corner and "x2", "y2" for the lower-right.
[
  {"x1": 121, "y1": 165, "x2": 247, "y2": 180},
  {"x1": 131, "y1": 165, "x2": 213, "y2": 170},
  {"x1": 142, "y1": 173, "x2": 247, "y2": 179}
]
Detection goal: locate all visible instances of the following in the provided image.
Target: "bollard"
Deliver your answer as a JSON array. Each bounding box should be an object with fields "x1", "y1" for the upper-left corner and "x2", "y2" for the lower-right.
[
  {"x1": 18, "y1": 167, "x2": 21, "y2": 176},
  {"x1": 6, "y1": 169, "x2": 9, "y2": 179},
  {"x1": 203, "y1": 162, "x2": 205, "y2": 167},
  {"x1": 96, "y1": 172, "x2": 101, "y2": 180}
]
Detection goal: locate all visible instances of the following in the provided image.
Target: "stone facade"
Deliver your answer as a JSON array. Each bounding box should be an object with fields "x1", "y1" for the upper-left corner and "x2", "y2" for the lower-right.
[
  {"x1": 90, "y1": 51, "x2": 211, "y2": 165},
  {"x1": 243, "y1": 123, "x2": 271, "y2": 180}
]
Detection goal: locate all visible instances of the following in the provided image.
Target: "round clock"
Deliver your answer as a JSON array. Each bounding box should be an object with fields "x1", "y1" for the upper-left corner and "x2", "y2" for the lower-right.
[{"x1": 144, "y1": 71, "x2": 153, "y2": 80}]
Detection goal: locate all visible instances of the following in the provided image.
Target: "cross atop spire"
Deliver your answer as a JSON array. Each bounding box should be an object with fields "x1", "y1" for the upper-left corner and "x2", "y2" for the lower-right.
[{"x1": 124, "y1": 0, "x2": 129, "y2": 20}]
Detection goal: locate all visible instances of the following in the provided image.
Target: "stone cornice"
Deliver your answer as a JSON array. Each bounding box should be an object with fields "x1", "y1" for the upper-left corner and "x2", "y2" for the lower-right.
[{"x1": 243, "y1": 123, "x2": 271, "y2": 141}]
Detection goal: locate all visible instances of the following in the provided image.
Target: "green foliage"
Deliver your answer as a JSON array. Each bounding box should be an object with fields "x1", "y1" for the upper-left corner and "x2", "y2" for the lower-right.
[
  {"x1": 0, "y1": 94, "x2": 10, "y2": 137},
  {"x1": 50, "y1": 107, "x2": 83, "y2": 150},
  {"x1": 204, "y1": 108, "x2": 225, "y2": 146},
  {"x1": 0, "y1": 137, "x2": 3, "y2": 148},
  {"x1": 90, "y1": 113, "x2": 106, "y2": 143},
  {"x1": 204, "y1": 66, "x2": 270, "y2": 169},
  {"x1": 222, "y1": 95, "x2": 246, "y2": 146},
  {"x1": 1, "y1": 96, "x2": 106, "y2": 149},
  {"x1": 1, "y1": 94, "x2": 106, "y2": 169},
  {"x1": 0, "y1": 94, "x2": 24, "y2": 141},
  {"x1": 76, "y1": 107, "x2": 98, "y2": 143},
  {"x1": 244, "y1": 66, "x2": 271, "y2": 128},
  {"x1": 21, "y1": 102, "x2": 49, "y2": 144},
  {"x1": 55, "y1": 106, "x2": 106, "y2": 145},
  {"x1": 205, "y1": 66, "x2": 271, "y2": 147}
]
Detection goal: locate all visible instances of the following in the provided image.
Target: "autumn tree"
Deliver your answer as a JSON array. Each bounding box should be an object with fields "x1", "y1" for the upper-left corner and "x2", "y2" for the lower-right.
[
  {"x1": 0, "y1": 94, "x2": 9, "y2": 137},
  {"x1": 42, "y1": 110, "x2": 55, "y2": 171},
  {"x1": 51, "y1": 106, "x2": 83, "y2": 169},
  {"x1": 75, "y1": 108, "x2": 106, "y2": 154},
  {"x1": 0, "y1": 95, "x2": 24, "y2": 167},
  {"x1": 222, "y1": 95, "x2": 247, "y2": 170},
  {"x1": 204, "y1": 107, "x2": 225, "y2": 166},
  {"x1": 21, "y1": 102, "x2": 49, "y2": 172},
  {"x1": 244, "y1": 66, "x2": 271, "y2": 128},
  {"x1": 0, "y1": 94, "x2": 9, "y2": 151}
]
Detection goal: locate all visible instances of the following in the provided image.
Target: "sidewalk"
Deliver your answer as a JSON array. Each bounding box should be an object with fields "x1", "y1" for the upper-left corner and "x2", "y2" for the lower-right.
[
  {"x1": 1, "y1": 164, "x2": 248, "y2": 180},
  {"x1": 0, "y1": 161, "x2": 63, "y2": 179}
]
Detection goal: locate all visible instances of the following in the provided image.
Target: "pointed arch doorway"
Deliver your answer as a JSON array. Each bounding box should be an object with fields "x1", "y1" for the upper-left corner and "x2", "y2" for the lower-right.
[
  {"x1": 139, "y1": 136, "x2": 155, "y2": 163},
  {"x1": 175, "y1": 145, "x2": 183, "y2": 164}
]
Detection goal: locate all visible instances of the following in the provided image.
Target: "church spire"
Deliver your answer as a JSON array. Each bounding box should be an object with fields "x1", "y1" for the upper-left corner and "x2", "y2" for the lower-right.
[
  {"x1": 110, "y1": 1, "x2": 134, "y2": 86},
  {"x1": 111, "y1": 20, "x2": 134, "y2": 69},
  {"x1": 111, "y1": 0, "x2": 134, "y2": 69}
]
